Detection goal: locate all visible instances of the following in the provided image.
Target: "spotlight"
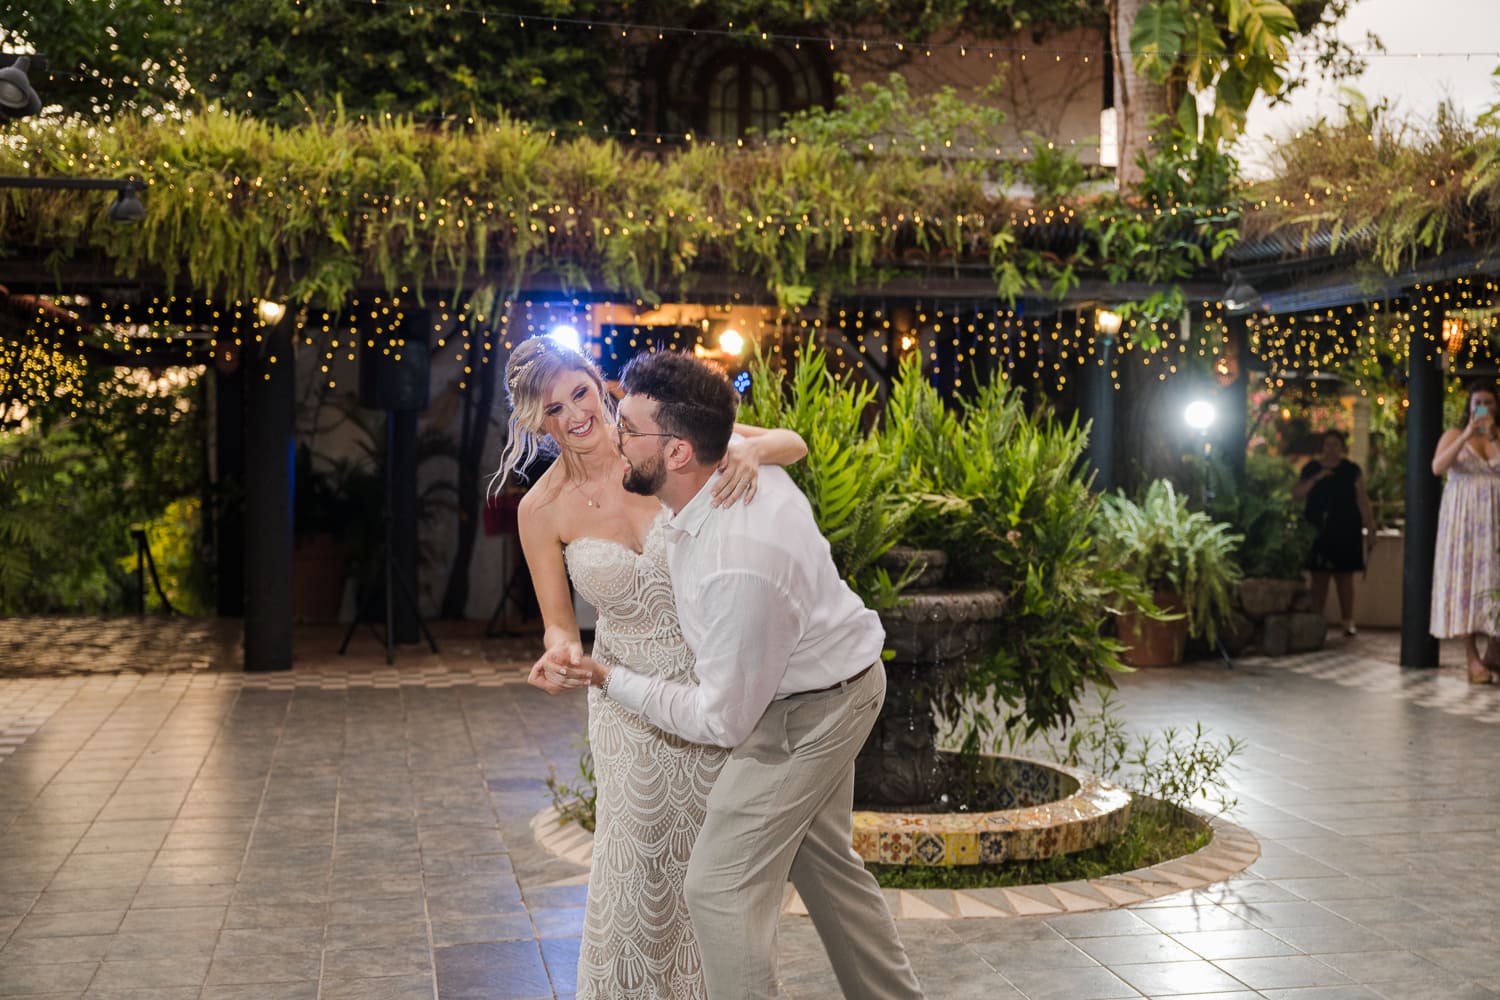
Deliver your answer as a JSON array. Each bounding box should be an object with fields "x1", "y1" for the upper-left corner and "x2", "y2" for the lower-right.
[
  {"x1": 546, "y1": 324, "x2": 581, "y2": 352},
  {"x1": 0, "y1": 175, "x2": 150, "y2": 226},
  {"x1": 1223, "y1": 275, "x2": 1260, "y2": 313},
  {"x1": 108, "y1": 186, "x2": 146, "y2": 224},
  {"x1": 719, "y1": 328, "x2": 745, "y2": 357},
  {"x1": 0, "y1": 55, "x2": 42, "y2": 121},
  {"x1": 1184, "y1": 399, "x2": 1216, "y2": 432}
]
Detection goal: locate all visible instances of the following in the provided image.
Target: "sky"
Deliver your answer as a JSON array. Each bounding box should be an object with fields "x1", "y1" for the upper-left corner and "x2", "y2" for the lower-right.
[{"x1": 1238, "y1": 0, "x2": 1500, "y2": 176}]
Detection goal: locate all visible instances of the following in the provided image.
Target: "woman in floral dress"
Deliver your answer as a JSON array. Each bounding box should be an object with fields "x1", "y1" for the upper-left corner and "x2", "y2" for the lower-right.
[{"x1": 1431, "y1": 382, "x2": 1500, "y2": 683}]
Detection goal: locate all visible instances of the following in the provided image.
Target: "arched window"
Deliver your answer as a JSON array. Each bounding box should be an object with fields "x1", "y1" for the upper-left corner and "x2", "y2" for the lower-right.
[
  {"x1": 707, "y1": 60, "x2": 782, "y2": 139},
  {"x1": 655, "y1": 42, "x2": 831, "y2": 142}
]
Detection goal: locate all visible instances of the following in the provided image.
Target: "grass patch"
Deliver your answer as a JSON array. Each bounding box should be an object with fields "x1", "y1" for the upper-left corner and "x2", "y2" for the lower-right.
[{"x1": 868, "y1": 798, "x2": 1211, "y2": 890}]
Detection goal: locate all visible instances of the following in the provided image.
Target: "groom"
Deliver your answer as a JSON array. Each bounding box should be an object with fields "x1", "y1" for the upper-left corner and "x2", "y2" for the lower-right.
[{"x1": 536, "y1": 350, "x2": 923, "y2": 999}]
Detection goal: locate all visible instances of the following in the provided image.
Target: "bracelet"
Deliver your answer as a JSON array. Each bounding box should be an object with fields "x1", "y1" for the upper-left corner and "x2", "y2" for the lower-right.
[{"x1": 598, "y1": 668, "x2": 612, "y2": 699}]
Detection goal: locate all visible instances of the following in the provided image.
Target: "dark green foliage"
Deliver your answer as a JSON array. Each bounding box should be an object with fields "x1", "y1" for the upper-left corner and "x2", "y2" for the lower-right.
[
  {"x1": 1206, "y1": 452, "x2": 1313, "y2": 580},
  {"x1": 744, "y1": 347, "x2": 1134, "y2": 740},
  {"x1": 3, "y1": 0, "x2": 1107, "y2": 124},
  {"x1": 137, "y1": 497, "x2": 213, "y2": 616},
  {"x1": 881, "y1": 356, "x2": 1137, "y2": 739},
  {"x1": 0, "y1": 0, "x2": 185, "y2": 118},
  {"x1": 739, "y1": 347, "x2": 913, "y2": 599},
  {"x1": 0, "y1": 366, "x2": 206, "y2": 614},
  {"x1": 0, "y1": 430, "x2": 182, "y2": 614},
  {"x1": 176, "y1": 0, "x2": 622, "y2": 128}
]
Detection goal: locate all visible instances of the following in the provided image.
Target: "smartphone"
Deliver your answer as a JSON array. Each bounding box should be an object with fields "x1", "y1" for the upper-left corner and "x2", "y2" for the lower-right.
[{"x1": 1477, "y1": 404, "x2": 1490, "y2": 418}]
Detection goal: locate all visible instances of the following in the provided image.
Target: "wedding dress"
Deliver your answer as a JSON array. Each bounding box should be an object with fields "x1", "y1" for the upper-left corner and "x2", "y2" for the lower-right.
[{"x1": 565, "y1": 510, "x2": 725, "y2": 999}]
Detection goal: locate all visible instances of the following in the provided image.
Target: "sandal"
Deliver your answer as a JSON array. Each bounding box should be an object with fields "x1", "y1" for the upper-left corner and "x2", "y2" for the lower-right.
[{"x1": 1468, "y1": 661, "x2": 1494, "y2": 685}]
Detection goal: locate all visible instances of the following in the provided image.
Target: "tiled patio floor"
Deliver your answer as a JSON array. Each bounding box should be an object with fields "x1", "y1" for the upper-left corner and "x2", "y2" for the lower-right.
[{"x1": 1, "y1": 618, "x2": 1498, "y2": 999}]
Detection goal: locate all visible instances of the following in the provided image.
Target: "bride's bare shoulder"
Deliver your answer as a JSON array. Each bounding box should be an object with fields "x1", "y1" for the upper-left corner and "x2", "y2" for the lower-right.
[{"x1": 518, "y1": 466, "x2": 567, "y2": 517}]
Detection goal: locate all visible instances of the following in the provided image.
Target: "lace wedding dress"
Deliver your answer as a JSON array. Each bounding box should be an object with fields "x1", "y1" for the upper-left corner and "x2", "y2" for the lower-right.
[{"x1": 565, "y1": 510, "x2": 726, "y2": 999}]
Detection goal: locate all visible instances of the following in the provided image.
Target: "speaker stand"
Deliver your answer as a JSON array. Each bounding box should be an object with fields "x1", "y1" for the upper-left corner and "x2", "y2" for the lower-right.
[
  {"x1": 338, "y1": 415, "x2": 438, "y2": 664},
  {"x1": 484, "y1": 535, "x2": 532, "y2": 637}
]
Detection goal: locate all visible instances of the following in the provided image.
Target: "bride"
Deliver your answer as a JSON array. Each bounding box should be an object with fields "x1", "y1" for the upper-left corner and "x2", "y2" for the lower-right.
[{"x1": 493, "y1": 336, "x2": 806, "y2": 998}]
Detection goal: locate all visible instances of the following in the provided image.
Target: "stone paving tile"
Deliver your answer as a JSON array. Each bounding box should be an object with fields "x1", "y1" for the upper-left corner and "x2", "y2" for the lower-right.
[
  {"x1": 4, "y1": 622, "x2": 1500, "y2": 998},
  {"x1": 0, "y1": 616, "x2": 241, "y2": 677}
]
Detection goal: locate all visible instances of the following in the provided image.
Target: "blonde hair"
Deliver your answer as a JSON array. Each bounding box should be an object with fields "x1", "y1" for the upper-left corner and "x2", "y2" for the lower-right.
[{"x1": 489, "y1": 336, "x2": 613, "y2": 498}]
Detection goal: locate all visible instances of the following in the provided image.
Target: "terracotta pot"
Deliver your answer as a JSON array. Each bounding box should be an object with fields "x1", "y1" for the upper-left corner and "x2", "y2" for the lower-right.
[
  {"x1": 291, "y1": 533, "x2": 348, "y2": 623},
  {"x1": 1117, "y1": 591, "x2": 1189, "y2": 667}
]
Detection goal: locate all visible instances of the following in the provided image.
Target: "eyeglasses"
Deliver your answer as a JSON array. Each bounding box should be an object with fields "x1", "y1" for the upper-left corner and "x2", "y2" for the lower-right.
[{"x1": 616, "y1": 424, "x2": 677, "y2": 443}]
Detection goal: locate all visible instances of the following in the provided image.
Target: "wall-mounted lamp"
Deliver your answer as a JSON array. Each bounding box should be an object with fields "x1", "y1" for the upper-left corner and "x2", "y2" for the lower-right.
[
  {"x1": 718, "y1": 328, "x2": 745, "y2": 357},
  {"x1": 109, "y1": 187, "x2": 146, "y2": 223},
  {"x1": 0, "y1": 54, "x2": 45, "y2": 121},
  {"x1": 1095, "y1": 308, "x2": 1122, "y2": 338},
  {"x1": 257, "y1": 300, "x2": 287, "y2": 326},
  {"x1": 1223, "y1": 274, "x2": 1260, "y2": 313},
  {"x1": 1442, "y1": 317, "x2": 1467, "y2": 356},
  {"x1": 0, "y1": 175, "x2": 148, "y2": 224}
]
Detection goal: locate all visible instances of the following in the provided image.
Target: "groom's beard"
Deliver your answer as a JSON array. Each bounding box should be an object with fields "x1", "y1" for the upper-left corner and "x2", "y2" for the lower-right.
[{"x1": 622, "y1": 452, "x2": 666, "y2": 497}]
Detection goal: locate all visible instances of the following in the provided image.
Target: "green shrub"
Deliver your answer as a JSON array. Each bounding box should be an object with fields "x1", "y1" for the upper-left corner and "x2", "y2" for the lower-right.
[
  {"x1": 1207, "y1": 453, "x2": 1314, "y2": 580},
  {"x1": 746, "y1": 347, "x2": 1137, "y2": 741},
  {"x1": 740, "y1": 347, "x2": 913, "y2": 602}
]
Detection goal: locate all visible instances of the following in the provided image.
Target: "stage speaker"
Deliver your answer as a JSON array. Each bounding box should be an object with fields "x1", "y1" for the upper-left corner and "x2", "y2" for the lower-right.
[{"x1": 359, "y1": 335, "x2": 430, "y2": 411}]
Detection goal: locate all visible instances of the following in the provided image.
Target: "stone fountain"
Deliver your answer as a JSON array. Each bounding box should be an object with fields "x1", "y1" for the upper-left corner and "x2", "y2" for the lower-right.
[{"x1": 852, "y1": 548, "x2": 1132, "y2": 867}]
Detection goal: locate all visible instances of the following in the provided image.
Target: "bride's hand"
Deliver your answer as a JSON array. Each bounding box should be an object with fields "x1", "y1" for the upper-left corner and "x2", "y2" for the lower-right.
[
  {"x1": 530, "y1": 642, "x2": 588, "y2": 694},
  {"x1": 712, "y1": 438, "x2": 759, "y2": 508}
]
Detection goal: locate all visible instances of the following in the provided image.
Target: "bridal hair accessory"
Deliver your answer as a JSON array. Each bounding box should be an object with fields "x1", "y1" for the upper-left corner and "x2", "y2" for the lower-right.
[{"x1": 506, "y1": 337, "x2": 568, "y2": 396}]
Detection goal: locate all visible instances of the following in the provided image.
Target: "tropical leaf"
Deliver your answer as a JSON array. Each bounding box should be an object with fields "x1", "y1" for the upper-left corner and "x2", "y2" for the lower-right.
[{"x1": 1130, "y1": 1, "x2": 1188, "y2": 82}]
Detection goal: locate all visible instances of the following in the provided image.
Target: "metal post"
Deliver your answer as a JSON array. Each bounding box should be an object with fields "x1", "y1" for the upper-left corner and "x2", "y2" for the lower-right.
[
  {"x1": 1082, "y1": 333, "x2": 1115, "y2": 492},
  {"x1": 1222, "y1": 314, "x2": 1250, "y2": 484},
  {"x1": 1401, "y1": 299, "x2": 1443, "y2": 668}
]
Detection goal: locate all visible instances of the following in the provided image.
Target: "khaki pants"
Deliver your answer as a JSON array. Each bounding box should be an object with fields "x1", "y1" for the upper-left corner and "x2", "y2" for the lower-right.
[{"x1": 684, "y1": 662, "x2": 924, "y2": 1000}]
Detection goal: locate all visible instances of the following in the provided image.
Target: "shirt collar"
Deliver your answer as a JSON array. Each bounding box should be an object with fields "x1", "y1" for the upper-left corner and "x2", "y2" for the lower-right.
[{"x1": 665, "y1": 472, "x2": 720, "y2": 542}]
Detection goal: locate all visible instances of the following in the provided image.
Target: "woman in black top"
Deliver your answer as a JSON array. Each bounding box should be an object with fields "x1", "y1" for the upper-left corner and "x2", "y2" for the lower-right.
[{"x1": 1291, "y1": 429, "x2": 1376, "y2": 636}]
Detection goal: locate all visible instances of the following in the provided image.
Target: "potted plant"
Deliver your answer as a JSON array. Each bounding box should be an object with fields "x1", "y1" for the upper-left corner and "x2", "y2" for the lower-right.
[
  {"x1": 291, "y1": 444, "x2": 370, "y2": 623},
  {"x1": 1096, "y1": 480, "x2": 1243, "y2": 666}
]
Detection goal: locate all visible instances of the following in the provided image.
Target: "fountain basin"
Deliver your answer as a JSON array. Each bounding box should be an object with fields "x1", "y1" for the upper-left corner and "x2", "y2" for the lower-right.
[{"x1": 852, "y1": 754, "x2": 1132, "y2": 867}]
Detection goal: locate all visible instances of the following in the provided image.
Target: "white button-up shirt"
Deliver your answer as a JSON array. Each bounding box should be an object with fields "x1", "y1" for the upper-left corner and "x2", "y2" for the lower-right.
[{"x1": 605, "y1": 465, "x2": 885, "y2": 748}]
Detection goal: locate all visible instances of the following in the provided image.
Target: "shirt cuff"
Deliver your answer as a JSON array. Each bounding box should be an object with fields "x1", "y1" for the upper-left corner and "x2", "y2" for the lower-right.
[{"x1": 601, "y1": 665, "x2": 649, "y2": 714}]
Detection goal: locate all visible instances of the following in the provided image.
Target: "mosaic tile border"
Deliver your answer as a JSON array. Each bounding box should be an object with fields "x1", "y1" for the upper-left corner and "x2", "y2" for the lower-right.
[
  {"x1": 530, "y1": 803, "x2": 1259, "y2": 920},
  {"x1": 851, "y1": 758, "x2": 1134, "y2": 867}
]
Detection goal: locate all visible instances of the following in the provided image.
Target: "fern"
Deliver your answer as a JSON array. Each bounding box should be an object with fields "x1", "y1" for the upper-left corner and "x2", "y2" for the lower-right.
[{"x1": 1096, "y1": 480, "x2": 1244, "y2": 646}]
